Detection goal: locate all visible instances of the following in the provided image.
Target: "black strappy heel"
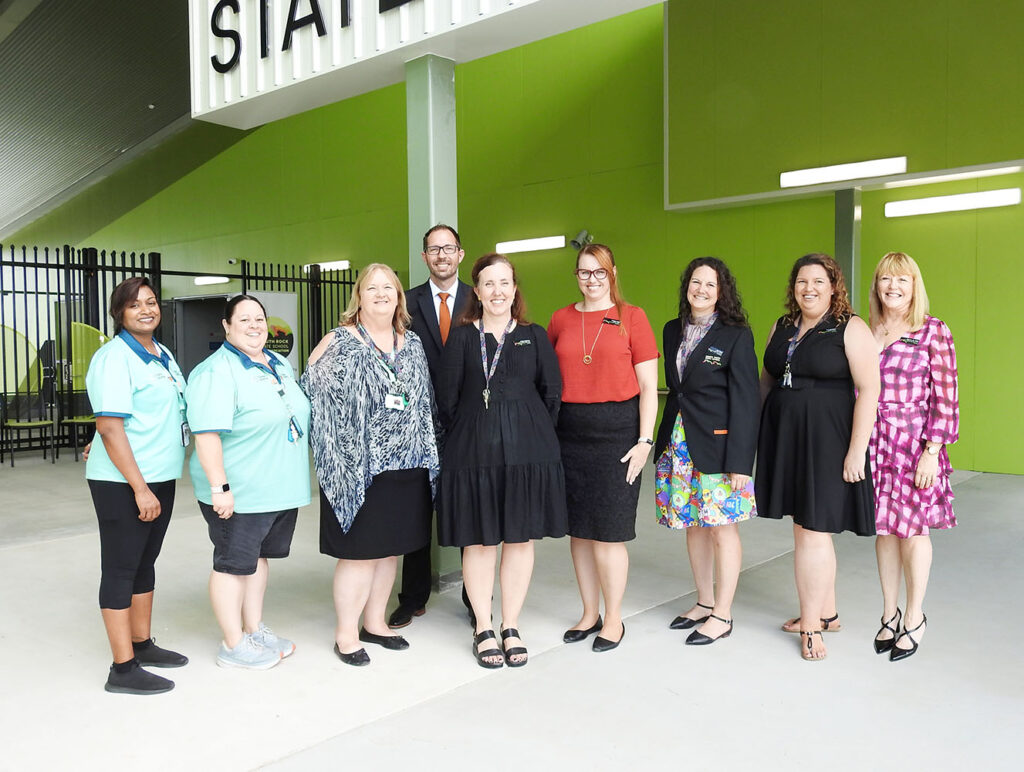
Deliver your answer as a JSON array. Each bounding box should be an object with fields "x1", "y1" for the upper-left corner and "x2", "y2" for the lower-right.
[
  {"x1": 873, "y1": 608, "x2": 902, "y2": 654},
  {"x1": 890, "y1": 613, "x2": 927, "y2": 662},
  {"x1": 670, "y1": 601, "x2": 713, "y2": 630}
]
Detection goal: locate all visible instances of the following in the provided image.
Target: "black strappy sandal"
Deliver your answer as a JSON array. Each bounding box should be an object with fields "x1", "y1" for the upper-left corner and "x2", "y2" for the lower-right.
[
  {"x1": 670, "y1": 601, "x2": 713, "y2": 630},
  {"x1": 685, "y1": 613, "x2": 733, "y2": 645},
  {"x1": 783, "y1": 612, "x2": 842, "y2": 633},
  {"x1": 890, "y1": 614, "x2": 927, "y2": 662},
  {"x1": 873, "y1": 608, "x2": 902, "y2": 654},
  {"x1": 473, "y1": 630, "x2": 504, "y2": 669},
  {"x1": 500, "y1": 627, "x2": 528, "y2": 668},
  {"x1": 800, "y1": 630, "x2": 826, "y2": 661}
]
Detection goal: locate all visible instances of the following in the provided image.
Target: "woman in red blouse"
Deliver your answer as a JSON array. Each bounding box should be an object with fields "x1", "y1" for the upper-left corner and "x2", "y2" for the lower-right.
[{"x1": 548, "y1": 244, "x2": 659, "y2": 652}]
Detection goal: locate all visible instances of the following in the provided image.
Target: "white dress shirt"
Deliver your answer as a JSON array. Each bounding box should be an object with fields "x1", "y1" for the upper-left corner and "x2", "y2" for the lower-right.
[{"x1": 428, "y1": 279, "x2": 457, "y2": 323}]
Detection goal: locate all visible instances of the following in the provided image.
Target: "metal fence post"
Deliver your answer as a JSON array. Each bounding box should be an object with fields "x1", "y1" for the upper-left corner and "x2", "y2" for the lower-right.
[
  {"x1": 307, "y1": 263, "x2": 323, "y2": 345},
  {"x1": 81, "y1": 247, "x2": 100, "y2": 329}
]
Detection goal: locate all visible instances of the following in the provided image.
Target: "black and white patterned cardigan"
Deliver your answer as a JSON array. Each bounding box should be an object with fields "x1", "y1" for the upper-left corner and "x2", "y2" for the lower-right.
[{"x1": 300, "y1": 327, "x2": 440, "y2": 533}]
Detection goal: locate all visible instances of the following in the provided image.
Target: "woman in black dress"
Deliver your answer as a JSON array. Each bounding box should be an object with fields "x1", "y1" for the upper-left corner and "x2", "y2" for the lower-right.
[
  {"x1": 437, "y1": 253, "x2": 567, "y2": 668},
  {"x1": 756, "y1": 253, "x2": 879, "y2": 661}
]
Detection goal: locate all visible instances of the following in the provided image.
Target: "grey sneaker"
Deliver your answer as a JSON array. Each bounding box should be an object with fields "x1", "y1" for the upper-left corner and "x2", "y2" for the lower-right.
[
  {"x1": 252, "y1": 622, "x2": 296, "y2": 659},
  {"x1": 216, "y1": 634, "x2": 281, "y2": 670}
]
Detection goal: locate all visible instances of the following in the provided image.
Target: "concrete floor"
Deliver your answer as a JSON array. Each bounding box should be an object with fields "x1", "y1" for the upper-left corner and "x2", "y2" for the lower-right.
[{"x1": 0, "y1": 453, "x2": 1020, "y2": 771}]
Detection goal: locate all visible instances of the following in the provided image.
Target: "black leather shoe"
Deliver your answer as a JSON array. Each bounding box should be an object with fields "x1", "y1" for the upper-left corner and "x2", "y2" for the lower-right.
[
  {"x1": 387, "y1": 605, "x2": 425, "y2": 629},
  {"x1": 334, "y1": 643, "x2": 370, "y2": 666},
  {"x1": 873, "y1": 608, "x2": 902, "y2": 654},
  {"x1": 592, "y1": 623, "x2": 625, "y2": 653},
  {"x1": 669, "y1": 602, "x2": 713, "y2": 630},
  {"x1": 685, "y1": 614, "x2": 733, "y2": 645},
  {"x1": 132, "y1": 638, "x2": 188, "y2": 668},
  {"x1": 359, "y1": 628, "x2": 410, "y2": 650},
  {"x1": 890, "y1": 614, "x2": 926, "y2": 662},
  {"x1": 563, "y1": 616, "x2": 603, "y2": 643}
]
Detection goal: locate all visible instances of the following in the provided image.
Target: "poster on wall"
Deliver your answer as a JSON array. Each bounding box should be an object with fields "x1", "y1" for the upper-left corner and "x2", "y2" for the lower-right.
[{"x1": 251, "y1": 290, "x2": 299, "y2": 371}]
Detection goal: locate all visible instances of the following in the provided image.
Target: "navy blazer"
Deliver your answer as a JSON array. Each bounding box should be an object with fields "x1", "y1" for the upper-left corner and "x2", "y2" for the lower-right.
[
  {"x1": 406, "y1": 279, "x2": 474, "y2": 386},
  {"x1": 654, "y1": 318, "x2": 759, "y2": 476}
]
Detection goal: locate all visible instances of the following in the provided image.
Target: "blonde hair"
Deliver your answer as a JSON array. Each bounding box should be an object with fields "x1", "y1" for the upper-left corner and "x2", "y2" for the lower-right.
[
  {"x1": 869, "y1": 252, "x2": 929, "y2": 331},
  {"x1": 340, "y1": 263, "x2": 411, "y2": 334}
]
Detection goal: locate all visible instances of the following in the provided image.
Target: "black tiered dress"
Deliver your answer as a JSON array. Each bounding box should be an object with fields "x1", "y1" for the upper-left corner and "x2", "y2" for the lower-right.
[
  {"x1": 436, "y1": 322, "x2": 568, "y2": 547},
  {"x1": 755, "y1": 314, "x2": 875, "y2": 536}
]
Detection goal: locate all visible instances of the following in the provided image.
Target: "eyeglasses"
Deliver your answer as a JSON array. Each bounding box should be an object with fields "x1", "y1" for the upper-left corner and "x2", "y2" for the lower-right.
[
  {"x1": 425, "y1": 244, "x2": 460, "y2": 256},
  {"x1": 574, "y1": 268, "x2": 609, "y2": 280}
]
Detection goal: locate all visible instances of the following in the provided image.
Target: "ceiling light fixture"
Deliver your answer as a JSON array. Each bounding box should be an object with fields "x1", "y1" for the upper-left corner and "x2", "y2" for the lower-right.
[
  {"x1": 194, "y1": 276, "x2": 230, "y2": 285},
  {"x1": 780, "y1": 156, "x2": 908, "y2": 188},
  {"x1": 495, "y1": 236, "x2": 566, "y2": 254},
  {"x1": 884, "y1": 188, "x2": 1021, "y2": 218},
  {"x1": 303, "y1": 260, "x2": 351, "y2": 272}
]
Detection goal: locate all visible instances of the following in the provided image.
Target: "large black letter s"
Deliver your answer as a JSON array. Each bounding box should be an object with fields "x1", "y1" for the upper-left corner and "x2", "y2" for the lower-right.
[{"x1": 211, "y1": 0, "x2": 241, "y2": 74}]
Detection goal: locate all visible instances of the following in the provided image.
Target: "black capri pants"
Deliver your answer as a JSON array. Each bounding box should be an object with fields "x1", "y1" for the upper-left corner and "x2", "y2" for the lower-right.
[{"x1": 88, "y1": 479, "x2": 176, "y2": 610}]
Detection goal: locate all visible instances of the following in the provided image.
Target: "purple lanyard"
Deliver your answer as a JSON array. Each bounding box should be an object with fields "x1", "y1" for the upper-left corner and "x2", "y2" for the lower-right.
[{"x1": 479, "y1": 319, "x2": 515, "y2": 409}]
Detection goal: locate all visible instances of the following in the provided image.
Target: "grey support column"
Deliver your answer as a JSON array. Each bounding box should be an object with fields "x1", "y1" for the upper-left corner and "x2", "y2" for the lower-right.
[
  {"x1": 834, "y1": 188, "x2": 862, "y2": 308},
  {"x1": 406, "y1": 55, "x2": 458, "y2": 287},
  {"x1": 405, "y1": 54, "x2": 461, "y2": 589}
]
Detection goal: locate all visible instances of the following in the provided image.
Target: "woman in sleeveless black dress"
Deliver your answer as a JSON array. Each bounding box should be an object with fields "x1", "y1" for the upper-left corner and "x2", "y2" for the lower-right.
[{"x1": 756, "y1": 254, "x2": 879, "y2": 661}]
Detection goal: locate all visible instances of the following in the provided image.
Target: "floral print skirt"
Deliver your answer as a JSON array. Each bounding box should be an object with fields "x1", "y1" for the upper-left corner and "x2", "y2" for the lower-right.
[{"x1": 655, "y1": 415, "x2": 757, "y2": 529}]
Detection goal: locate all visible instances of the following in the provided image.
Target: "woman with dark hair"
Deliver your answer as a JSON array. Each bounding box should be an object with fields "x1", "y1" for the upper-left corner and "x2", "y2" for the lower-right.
[
  {"x1": 185, "y1": 294, "x2": 311, "y2": 670},
  {"x1": 303, "y1": 264, "x2": 438, "y2": 667},
  {"x1": 756, "y1": 253, "x2": 879, "y2": 661},
  {"x1": 548, "y1": 244, "x2": 659, "y2": 652},
  {"x1": 654, "y1": 257, "x2": 759, "y2": 645},
  {"x1": 85, "y1": 277, "x2": 189, "y2": 694},
  {"x1": 868, "y1": 252, "x2": 958, "y2": 661},
  {"x1": 437, "y1": 253, "x2": 567, "y2": 668}
]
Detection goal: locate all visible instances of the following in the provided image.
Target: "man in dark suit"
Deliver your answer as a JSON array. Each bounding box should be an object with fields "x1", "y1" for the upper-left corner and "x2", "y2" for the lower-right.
[{"x1": 388, "y1": 223, "x2": 474, "y2": 629}]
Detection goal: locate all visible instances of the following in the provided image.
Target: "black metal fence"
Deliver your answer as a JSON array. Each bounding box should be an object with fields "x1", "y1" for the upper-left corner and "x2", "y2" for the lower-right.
[{"x1": 0, "y1": 243, "x2": 354, "y2": 459}]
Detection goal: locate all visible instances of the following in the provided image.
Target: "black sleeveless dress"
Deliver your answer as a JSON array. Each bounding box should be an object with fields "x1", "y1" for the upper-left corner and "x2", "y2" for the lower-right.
[{"x1": 755, "y1": 315, "x2": 875, "y2": 536}]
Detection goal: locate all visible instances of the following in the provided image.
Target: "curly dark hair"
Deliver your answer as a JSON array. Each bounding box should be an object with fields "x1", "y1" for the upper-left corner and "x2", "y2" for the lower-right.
[
  {"x1": 784, "y1": 253, "x2": 853, "y2": 323},
  {"x1": 457, "y1": 253, "x2": 529, "y2": 325},
  {"x1": 677, "y1": 257, "x2": 749, "y2": 328}
]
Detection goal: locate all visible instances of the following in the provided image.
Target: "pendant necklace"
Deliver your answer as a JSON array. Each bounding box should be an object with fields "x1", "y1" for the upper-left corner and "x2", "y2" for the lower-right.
[{"x1": 581, "y1": 308, "x2": 606, "y2": 365}]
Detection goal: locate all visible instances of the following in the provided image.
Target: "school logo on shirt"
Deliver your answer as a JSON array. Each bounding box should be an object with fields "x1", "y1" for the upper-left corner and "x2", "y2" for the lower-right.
[
  {"x1": 514, "y1": 339, "x2": 532, "y2": 346},
  {"x1": 703, "y1": 347, "x2": 724, "y2": 366}
]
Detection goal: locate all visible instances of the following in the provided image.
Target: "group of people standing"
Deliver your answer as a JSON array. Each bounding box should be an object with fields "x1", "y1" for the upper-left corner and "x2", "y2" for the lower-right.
[{"x1": 83, "y1": 223, "x2": 958, "y2": 694}]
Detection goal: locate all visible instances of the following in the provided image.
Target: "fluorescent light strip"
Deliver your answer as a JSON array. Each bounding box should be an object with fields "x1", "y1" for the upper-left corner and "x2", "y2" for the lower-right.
[
  {"x1": 884, "y1": 188, "x2": 1021, "y2": 218},
  {"x1": 882, "y1": 165, "x2": 1022, "y2": 189},
  {"x1": 495, "y1": 236, "x2": 566, "y2": 254},
  {"x1": 304, "y1": 260, "x2": 351, "y2": 272},
  {"x1": 194, "y1": 276, "x2": 230, "y2": 285},
  {"x1": 780, "y1": 156, "x2": 907, "y2": 188}
]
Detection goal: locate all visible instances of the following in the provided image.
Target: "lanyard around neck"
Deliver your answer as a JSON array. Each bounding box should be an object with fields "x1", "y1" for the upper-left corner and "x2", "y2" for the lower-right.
[
  {"x1": 479, "y1": 319, "x2": 515, "y2": 409},
  {"x1": 356, "y1": 321, "x2": 400, "y2": 382}
]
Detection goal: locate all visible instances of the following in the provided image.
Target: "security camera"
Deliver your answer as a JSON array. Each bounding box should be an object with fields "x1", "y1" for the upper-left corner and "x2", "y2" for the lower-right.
[
  {"x1": 570, "y1": 230, "x2": 593, "y2": 251},
  {"x1": 227, "y1": 258, "x2": 238, "y2": 265}
]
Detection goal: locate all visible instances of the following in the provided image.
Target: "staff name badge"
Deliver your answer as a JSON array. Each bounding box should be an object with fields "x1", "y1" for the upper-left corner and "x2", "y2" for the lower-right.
[{"x1": 385, "y1": 393, "x2": 407, "y2": 411}]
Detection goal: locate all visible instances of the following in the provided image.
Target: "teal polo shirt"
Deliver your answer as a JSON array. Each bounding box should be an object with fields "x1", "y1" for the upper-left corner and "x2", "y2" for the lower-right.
[
  {"x1": 85, "y1": 331, "x2": 187, "y2": 483},
  {"x1": 186, "y1": 342, "x2": 311, "y2": 513}
]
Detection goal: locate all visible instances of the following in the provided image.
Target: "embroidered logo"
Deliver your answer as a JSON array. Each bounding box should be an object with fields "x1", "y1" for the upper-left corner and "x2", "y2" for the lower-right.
[
  {"x1": 900, "y1": 336, "x2": 920, "y2": 346},
  {"x1": 513, "y1": 339, "x2": 532, "y2": 346}
]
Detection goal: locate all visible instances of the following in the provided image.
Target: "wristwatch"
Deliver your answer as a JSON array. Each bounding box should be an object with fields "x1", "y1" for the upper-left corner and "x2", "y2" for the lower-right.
[
  {"x1": 925, "y1": 445, "x2": 940, "y2": 456},
  {"x1": 638, "y1": 437, "x2": 654, "y2": 446},
  {"x1": 211, "y1": 483, "x2": 231, "y2": 494}
]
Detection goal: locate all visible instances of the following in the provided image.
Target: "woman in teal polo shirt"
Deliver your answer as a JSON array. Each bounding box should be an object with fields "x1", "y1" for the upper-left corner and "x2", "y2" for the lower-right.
[
  {"x1": 86, "y1": 276, "x2": 189, "y2": 695},
  {"x1": 186, "y1": 294, "x2": 311, "y2": 671}
]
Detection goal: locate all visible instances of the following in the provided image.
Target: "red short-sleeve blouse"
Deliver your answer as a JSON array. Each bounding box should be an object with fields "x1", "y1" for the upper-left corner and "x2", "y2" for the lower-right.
[{"x1": 548, "y1": 303, "x2": 659, "y2": 404}]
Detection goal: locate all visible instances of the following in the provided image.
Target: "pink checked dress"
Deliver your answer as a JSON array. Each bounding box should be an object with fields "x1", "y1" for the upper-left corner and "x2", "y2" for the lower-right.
[{"x1": 869, "y1": 316, "x2": 959, "y2": 537}]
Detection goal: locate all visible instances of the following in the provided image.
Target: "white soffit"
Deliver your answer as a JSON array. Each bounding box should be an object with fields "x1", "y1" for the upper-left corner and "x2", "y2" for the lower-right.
[{"x1": 189, "y1": 0, "x2": 661, "y2": 130}]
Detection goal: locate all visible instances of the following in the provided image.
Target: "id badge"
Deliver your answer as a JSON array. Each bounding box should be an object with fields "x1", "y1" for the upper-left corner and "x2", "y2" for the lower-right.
[
  {"x1": 180, "y1": 421, "x2": 191, "y2": 447},
  {"x1": 385, "y1": 393, "x2": 407, "y2": 411}
]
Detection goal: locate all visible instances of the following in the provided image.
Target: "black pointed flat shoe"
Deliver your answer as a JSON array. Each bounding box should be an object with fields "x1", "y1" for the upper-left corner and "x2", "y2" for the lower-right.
[
  {"x1": 592, "y1": 623, "x2": 625, "y2": 653},
  {"x1": 890, "y1": 614, "x2": 927, "y2": 662},
  {"x1": 873, "y1": 608, "x2": 902, "y2": 654},
  {"x1": 670, "y1": 602, "x2": 713, "y2": 630},
  {"x1": 685, "y1": 614, "x2": 733, "y2": 645},
  {"x1": 334, "y1": 643, "x2": 370, "y2": 666},
  {"x1": 359, "y1": 628, "x2": 410, "y2": 650},
  {"x1": 563, "y1": 616, "x2": 603, "y2": 643}
]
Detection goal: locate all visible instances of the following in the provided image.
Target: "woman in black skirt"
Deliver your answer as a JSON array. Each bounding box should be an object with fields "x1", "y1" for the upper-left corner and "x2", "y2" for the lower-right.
[
  {"x1": 547, "y1": 244, "x2": 659, "y2": 652},
  {"x1": 437, "y1": 253, "x2": 567, "y2": 668},
  {"x1": 302, "y1": 264, "x2": 440, "y2": 667}
]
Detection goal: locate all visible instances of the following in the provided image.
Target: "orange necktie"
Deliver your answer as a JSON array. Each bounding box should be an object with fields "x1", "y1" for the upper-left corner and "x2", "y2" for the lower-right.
[{"x1": 438, "y1": 292, "x2": 451, "y2": 344}]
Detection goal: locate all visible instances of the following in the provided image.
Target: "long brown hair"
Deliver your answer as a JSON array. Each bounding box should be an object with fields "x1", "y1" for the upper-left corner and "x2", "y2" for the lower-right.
[
  {"x1": 677, "y1": 257, "x2": 749, "y2": 328},
  {"x1": 458, "y1": 253, "x2": 529, "y2": 325},
  {"x1": 784, "y1": 253, "x2": 854, "y2": 323}
]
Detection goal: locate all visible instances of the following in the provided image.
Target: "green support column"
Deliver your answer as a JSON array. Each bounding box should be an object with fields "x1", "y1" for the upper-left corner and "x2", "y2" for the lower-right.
[
  {"x1": 405, "y1": 54, "x2": 462, "y2": 590},
  {"x1": 834, "y1": 188, "x2": 862, "y2": 309}
]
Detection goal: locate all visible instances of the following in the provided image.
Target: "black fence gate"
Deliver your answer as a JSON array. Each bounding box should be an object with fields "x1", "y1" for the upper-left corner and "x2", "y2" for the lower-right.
[{"x1": 0, "y1": 243, "x2": 353, "y2": 460}]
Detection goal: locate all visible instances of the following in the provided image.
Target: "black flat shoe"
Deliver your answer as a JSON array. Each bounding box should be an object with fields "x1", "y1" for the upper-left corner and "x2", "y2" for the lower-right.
[
  {"x1": 685, "y1": 614, "x2": 733, "y2": 645},
  {"x1": 500, "y1": 627, "x2": 528, "y2": 667},
  {"x1": 890, "y1": 614, "x2": 927, "y2": 662},
  {"x1": 670, "y1": 602, "x2": 712, "y2": 630},
  {"x1": 359, "y1": 628, "x2": 410, "y2": 650},
  {"x1": 387, "y1": 606, "x2": 425, "y2": 629},
  {"x1": 592, "y1": 623, "x2": 625, "y2": 653},
  {"x1": 473, "y1": 630, "x2": 504, "y2": 669},
  {"x1": 334, "y1": 643, "x2": 370, "y2": 666},
  {"x1": 873, "y1": 608, "x2": 902, "y2": 654},
  {"x1": 563, "y1": 616, "x2": 603, "y2": 643}
]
